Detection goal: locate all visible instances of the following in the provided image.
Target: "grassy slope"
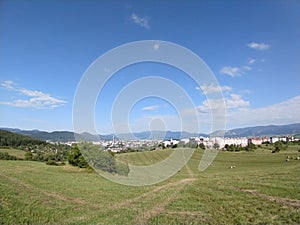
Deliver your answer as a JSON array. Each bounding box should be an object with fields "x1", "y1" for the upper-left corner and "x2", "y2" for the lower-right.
[
  {"x1": 0, "y1": 147, "x2": 299, "y2": 224},
  {"x1": 116, "y1": 148, "x2": 174, "y2": 166}
]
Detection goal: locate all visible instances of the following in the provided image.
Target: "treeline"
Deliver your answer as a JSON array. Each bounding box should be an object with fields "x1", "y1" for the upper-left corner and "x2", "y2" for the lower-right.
[
  {"x1": 0, "y1": 152, "x2": 19, "y2": 160},
  {"x1": 0, "y1": 130, "x2": 45, "y2": 147},
  {"x1": 224, "y1": 142, "x2": 256, "y2": 152}
]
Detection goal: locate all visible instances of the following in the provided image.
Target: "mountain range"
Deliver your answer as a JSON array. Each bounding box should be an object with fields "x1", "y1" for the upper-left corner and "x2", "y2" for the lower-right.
[{"x1": 1, "y1": 123, "x2": 299, "y2": 142}]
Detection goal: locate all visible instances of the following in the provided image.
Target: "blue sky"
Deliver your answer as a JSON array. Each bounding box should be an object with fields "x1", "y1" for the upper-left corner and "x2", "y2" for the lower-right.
[{"x1": 0, "y1": 0, "x2": 299, "y2": 134}]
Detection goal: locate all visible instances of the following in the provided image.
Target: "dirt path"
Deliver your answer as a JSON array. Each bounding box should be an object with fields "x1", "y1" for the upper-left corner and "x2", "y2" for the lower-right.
[
  {"x1": 1, "y1": 163, "x2": 198, "y2": 224},
  {"x1": 0, "y1": 174, "x2": 86, "y2": 205},
  {"x1": 185, "y1": 163, "x2": 195, "y2": 179},
  {"x1": 241, "y1": 189, "x2": 300, "y2": 208},
  {"x1": 134, "y1": 177, "x2": 195, "y2": 224},
  {"x1": 108, "y1": 163, "x2": 197, "y2": 224}
]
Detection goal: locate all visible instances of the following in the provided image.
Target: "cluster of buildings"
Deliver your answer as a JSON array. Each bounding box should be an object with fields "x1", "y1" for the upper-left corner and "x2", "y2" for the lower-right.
[
  {"x1": 187, "y1": 136, "x2": 294, "y2": 149},
  {"x1": 100, "y1": 139, "x2": 160, "y2": 152},
  {"x1": 64, "y1": 139, "x2": 160, "y2": 153},
  {"x1": 62, "y1": 135, "x2": 297, "y2": 153}
]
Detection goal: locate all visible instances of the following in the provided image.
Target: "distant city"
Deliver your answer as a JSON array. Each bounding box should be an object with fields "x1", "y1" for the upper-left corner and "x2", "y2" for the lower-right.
[
  {"x1": 59, "y1": 135, "x2": 297, "y2": 153},
  {"x1": 2, "y1": 123, "x2": 299, "y2": 153}
]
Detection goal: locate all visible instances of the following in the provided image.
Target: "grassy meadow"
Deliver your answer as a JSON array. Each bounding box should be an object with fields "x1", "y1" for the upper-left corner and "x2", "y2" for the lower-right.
[{"x1": 0, "y1": 146, "x2": 299, "y2": 224}]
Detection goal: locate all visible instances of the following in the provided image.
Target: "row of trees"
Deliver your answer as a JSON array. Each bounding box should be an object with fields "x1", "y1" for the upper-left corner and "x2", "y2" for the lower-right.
[
  {"x1": 223, "y1": 141, "x2": 289, "y2": 152},
  {"x1": 0, "y1": 152, "x2": 19, "y2": 160},
  {"x1": 223, "y1": 142, "x2": 256, "y2": 152}
]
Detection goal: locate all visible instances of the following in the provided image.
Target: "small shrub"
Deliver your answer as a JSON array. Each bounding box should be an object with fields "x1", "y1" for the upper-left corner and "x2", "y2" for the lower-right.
[
  {"x1": 46, "y1": 160, "x2": 59, "y2": 166},
  {"x1": 115, "y1": 161, "x2": 130, "y2": 176}
]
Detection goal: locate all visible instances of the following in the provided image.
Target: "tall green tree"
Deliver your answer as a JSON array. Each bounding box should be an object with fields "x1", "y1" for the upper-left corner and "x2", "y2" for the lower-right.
[
  {"x1": 273, "y1": 141, "x2": 286, "y2": 153},
  {"x1": 67, "y1": 144, "x2": 89, "y2": 168}
]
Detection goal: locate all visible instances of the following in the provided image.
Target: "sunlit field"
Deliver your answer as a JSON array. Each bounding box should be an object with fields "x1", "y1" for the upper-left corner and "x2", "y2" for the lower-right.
[{"x1": 1, "y1": 147, "x2": 299, "y2": 224}]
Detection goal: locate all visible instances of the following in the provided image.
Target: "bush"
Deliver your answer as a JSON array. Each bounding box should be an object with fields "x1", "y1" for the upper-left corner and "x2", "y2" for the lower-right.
[
  {"x1": 115, "y1": 161, "x2": 130, "y2": 176},
  {"x1": 25, "y1": 152, "x2": 33, "y2": 161},
  {"x1": 46, "y1": 160, "x2": 59, "y2": 166},
  {"x1": 273, "y1": 141, "x2": 287, "y2": 153},
  {"x1": 246, "y1": 142, "x2": 256, "y2": 151},
  {"x1": 92, "y1": 151, "x2": 116, "y2": 173}
]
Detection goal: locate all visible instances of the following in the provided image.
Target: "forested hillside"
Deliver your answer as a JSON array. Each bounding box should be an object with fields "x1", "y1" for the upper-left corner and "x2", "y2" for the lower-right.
[{"x1": 0, "y1": 130, "x2": 46, "y2": 147}]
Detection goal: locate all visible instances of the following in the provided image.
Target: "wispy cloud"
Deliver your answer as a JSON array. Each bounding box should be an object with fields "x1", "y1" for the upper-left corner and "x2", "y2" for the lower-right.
[
  {"x1": 220, "y1": 65, "x2": 253, "y2": 77},
  {"x1": 226, "y1": 94, "x2": 250, "y2": 109},
  {"x1": 131, "y1": 13, "x2": 150, "y2": 29},
  {"x1": 196, "y1": 94, "x2": 249, "y2": 113},
  {"x1": 142, "y1": 105, "x2": 159, "y2": 111},
  {"x1": 248, "y1": 58, "x2": 256, "y2": 64},
  {"x1": 247, "y1": 42, "x2": 270, "y2": 50},
  {"x1": 0, "y1": 80, "x2": 66, "y2": 109},
  {"x1": 185, "y1": 95, "x2": 300, "y2": 131},
  {"x1": 196, "y1": 83, "x2": 232, "y2": 94},
  {"x1": 243, "y1": 66, "x2": 252, "y2": 71},
  {"x1": 220, "y1": 66, "x2": 242, "y2": 77},
  {"x1": 227, "y1": 95, "x2": 300, "y2": 127}
]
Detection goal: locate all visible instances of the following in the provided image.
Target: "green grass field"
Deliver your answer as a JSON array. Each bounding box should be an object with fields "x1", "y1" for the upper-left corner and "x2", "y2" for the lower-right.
[{"x1": 0, "y1": 147, "x2": 299, "y2": 224}]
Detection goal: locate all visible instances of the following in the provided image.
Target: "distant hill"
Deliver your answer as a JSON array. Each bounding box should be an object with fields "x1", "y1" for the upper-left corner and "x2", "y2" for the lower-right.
[
  {"x1": 0, "y1": 130, "x2": 46, "y2": 147},
  {"x1": 116, "y1": 131, "x2": 207, "y2": 140},
  {"x1": 2, "y1": 128, "x2": 79, "y2": 142},
  {"x1": 221, "y1": 123, "x2": 300, "y2": 137},
  {"x1": 1, "y1": 123, "x2": 299, "y2": 142}
]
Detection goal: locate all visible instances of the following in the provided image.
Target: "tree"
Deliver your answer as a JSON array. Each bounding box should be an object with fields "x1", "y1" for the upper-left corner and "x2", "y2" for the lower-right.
[
  {"x1": 213, "y1": 143, "x2": 220, "y2": 150},
  {"x1": 273, "y1": 141, "x2": 285, "y2": 153},
  {"x1": 246, "y1": 142, "x2": 256, "y2": 151},
  {"x1": 198, "y1": 143, "x2": 206, "y2": 150},
  {"x1": 67, "y1": 144, "x2": 89, "y2": 168}
]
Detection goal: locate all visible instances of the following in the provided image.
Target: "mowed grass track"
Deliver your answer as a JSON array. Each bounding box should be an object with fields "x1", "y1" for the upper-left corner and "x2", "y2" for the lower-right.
[{"x1": 0, "y1": 147, "x2": 299, "y2": 224}]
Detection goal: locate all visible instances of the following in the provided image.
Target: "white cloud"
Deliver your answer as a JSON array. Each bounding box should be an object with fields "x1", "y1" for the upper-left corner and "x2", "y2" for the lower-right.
[
  {"x1": 227, "y1": 95, "x2": 300, "y2": 128},
  {"x1": 196, "y1": 98, "x2": 225, "y2": 113},
  {"x1": 131, "y1": 13, "x2": 150, "y2": 29},
  {"x1": 226, "y1": 94, "x2": 250, "y2": 109},
  {"x1": 220, "y1": 65, "x2": 253, "y2": 77},
  {"x1": 142, "y1": 105, "x2": 159, "y2": 111},
  {"x1": 220, "y1": 66, "x2": 241, "y2": 77},
  {"x1": 248, "y1": 58, "x2": 256, "y2": 64},
  {"x1": 243, "y1": 66, "x2": 252, "y2": 71},
  {"x1": 247, "y1": 42, "x2": 270, "y2": 50},
  {"x1": 2, "y1": 80, "x2": 14, "y2": 89},
  {"x1": 196, "y1": 94, "x2": 249, "y2": 113},
  {"x1": 183, "y1": 96, "x2": 300, "y2": 132},
  {"x1": 0, "y1": 80, "x2": 66, "y2": 109},
  {"x1": 196, "y1": 83, "x2": 232, "y2": 94}
]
